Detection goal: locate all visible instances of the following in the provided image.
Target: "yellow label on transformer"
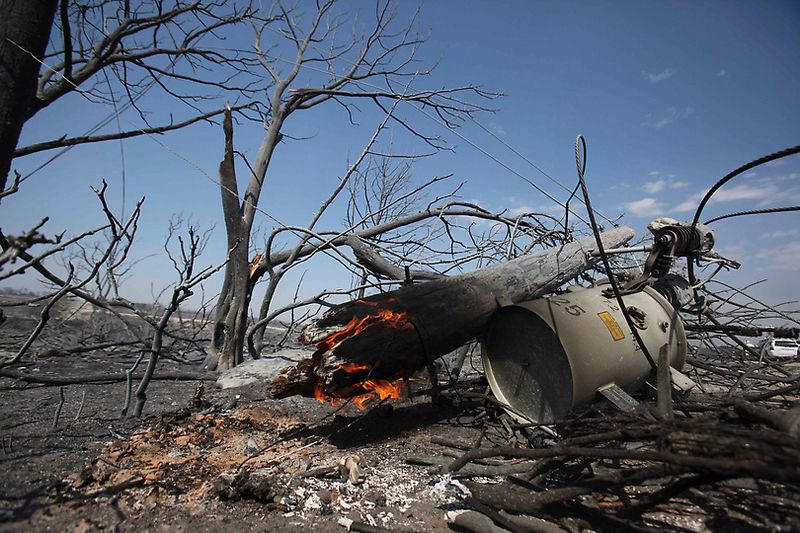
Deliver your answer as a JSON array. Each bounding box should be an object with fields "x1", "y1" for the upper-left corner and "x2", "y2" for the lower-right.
[{"x1": 598, "y1": 311, "x2": 625, "y2": 341}]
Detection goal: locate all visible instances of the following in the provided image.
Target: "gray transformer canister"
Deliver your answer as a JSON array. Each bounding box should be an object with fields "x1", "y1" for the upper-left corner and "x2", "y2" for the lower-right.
[{"x1": 481, "y1": 283, "x2": 687, "y2": 423}]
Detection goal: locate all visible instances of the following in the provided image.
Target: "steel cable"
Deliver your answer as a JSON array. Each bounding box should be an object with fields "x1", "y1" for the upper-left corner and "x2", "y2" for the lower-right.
[
  {"x1": 574, "y1": 134, "x2": 656, "y2": 369},
  {"x1": 688, "y1": 145, "x2": 800, "y2": 291}
]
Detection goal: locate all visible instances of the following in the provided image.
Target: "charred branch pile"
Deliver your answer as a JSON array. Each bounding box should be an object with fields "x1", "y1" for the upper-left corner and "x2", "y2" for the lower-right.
[{"x1": 409, "y1": 355, "x2": 800, "y2": 531}]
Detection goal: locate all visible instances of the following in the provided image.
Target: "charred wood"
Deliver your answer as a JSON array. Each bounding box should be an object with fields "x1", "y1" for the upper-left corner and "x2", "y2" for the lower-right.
[
  {"x1": 267, "y1": 227, "x2": 634, "y2": 401},
  {"x1": 733, "y1": 399, "x2": 800, "y2": 437}
]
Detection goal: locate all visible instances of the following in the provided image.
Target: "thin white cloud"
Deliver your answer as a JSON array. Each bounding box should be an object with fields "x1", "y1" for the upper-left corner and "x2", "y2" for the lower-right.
[
  {"x1": 643, "y1": 180, "x2": 667, "y2": 194},
  {"x1": 673, "y1": 192, "x2": 704, "y2": 213},
  {"x1": 717, "y1": 69, "x2": 729, "y2": 78},
  {"x1": 489, "y1": 121, "x2": 506, "y2": 137},
  {"x1": 509, "y1": 205, "x2": 536, "y2": 217},
  {"x1": 672, "y1": 184, "x2": 779, "y2": 212},
  {"x1": 771, "y1": 172, "x2": 799, "y2": 183},
  {"x1": 756, "y1": 241, "x2": 800, "y2": 271},
  {"x1": 624, "y1": 197, "x2": 665, "y2": 216},
  {"x1": 642, "y1": 177, "x2": 689, "y2": 193},
  {"x1": 642, "y1": 107, "x2": 694, "y2": 129},
  {"x1": 760, "y1": 229, "x2": 800, "y2": 240},
  {"x1": 642, "y1": 68, "x2": 677, "y2": 83},
  {"x1": 712, "y1": 184, "x2": 778, "y2": 202},
  {"x1": 766, "y1": 160, "x2": 785, "y2": 168},
  {"x1": 655, "y1": 107, "x2": 693, "y2": 129},
  {"x1": 509, "y1": 204, "x2": 564, "y2": 217},
  {"x1": 776, "y1": 184, "x2": 800, "y2": 203},
  {"x1": 716, "y1": 242, "x2": 749, "y2": 263}
]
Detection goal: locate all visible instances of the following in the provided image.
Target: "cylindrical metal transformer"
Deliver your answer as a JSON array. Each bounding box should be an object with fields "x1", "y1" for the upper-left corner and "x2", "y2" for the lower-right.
[{"x1": 482, "y1": 283, "x2": 687, "y2": 423}]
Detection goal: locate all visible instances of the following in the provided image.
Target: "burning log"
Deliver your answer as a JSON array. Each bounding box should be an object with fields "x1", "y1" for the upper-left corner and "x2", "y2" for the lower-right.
[{"x1": 267, "y1": 227, "x2": 635, "y2": 407}]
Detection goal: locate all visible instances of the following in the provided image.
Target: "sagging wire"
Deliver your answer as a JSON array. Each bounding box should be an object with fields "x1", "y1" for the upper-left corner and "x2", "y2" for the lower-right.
[
  {"x1": 208, "y1": 39, "x2": 608, "y2": 227},
  {"x1": 690, "y1": 145, "x2": 800, "y2": 227},
  {"x1": 688, "y1": 144, "x2": 800, "y2": 295},
  {"x1": 574, "y1": 134, "x2": 656, "y2": 369},
  {"x1": 466, "y1": 115, "x2": 617, "y2": 227},
  {"x1": 6, "y1": 38, "x2": 383, "y2": 283}
]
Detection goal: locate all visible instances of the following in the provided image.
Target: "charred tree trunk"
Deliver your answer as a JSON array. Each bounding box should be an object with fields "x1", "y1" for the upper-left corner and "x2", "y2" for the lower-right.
[
  {"x1": 267, "y1": 227, "x2": 635, "y2": 401},
  {"x1": 203, "y1": 106, "x2": 284, "y2": 371},
  {"x1": 203, "y1": 108, "x2": 251, "y2": 370},
  {"x1": 0, "y1": 0, "x2": 57, "y2": 196},
  {"x1": 205, "y1": 237, "x2": 252, "y2": 370}
]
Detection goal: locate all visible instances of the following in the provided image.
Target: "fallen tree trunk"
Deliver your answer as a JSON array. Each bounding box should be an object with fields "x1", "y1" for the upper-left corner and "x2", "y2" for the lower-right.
[{"x1": 267, "y1": 227, "x2": 634, "y2": 403}]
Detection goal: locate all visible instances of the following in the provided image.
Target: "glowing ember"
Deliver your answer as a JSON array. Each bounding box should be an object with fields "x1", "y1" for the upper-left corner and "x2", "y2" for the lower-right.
[
  {"x1": 312, "y1": 305, "x2": 412, "y2": 410},
  {"x1": 360, "y1": 379, "x2": 405, "y2": 401},
  {"x1": 351, "y1": 378, "x2": 407, "y2": 409},
  {"x1": 316, "y1": 307, "x2": 413, "y2": 353},
  {"x1": 315, "y1": 377, "x2": 407, "y2": 410},
  {"x1": 339, "y1": 362, "x2": 372, "y2": 373},
  {"x1": 314, "y1": 382, "x2": 337, "y2": 407},
  {"x1": 313, "y1": 362, "x2": 409, "y2": 410}
]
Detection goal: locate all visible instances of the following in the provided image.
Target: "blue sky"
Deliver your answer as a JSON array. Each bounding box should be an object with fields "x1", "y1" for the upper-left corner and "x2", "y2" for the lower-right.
[{"x1": 4, "y1": 0, "x2": 800, "y2": 314}]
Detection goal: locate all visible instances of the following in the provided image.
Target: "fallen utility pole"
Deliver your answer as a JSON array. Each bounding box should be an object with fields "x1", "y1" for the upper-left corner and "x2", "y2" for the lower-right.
[{"x1": 267, "y1": 227, "x2": 634, "y2": 402}]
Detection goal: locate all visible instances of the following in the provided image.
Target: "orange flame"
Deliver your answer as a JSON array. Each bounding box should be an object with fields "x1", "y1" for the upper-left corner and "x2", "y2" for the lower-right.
[
  {"x1": 339, "y1": 362, "x2": 372, "y2": 373},
  {"x1": 316, "y1": 306, "x2": 413, "y2": 353},
  {"x1": 319, "y1": 376, "x2": 407, "y2": 410},
  {"x1": 311, "y1": 303, "x2": 412, "y2": 410},
  {"x1": 313, "y1": 361, "x2": 408, "y2": 410},
  {"x1": 314, "y1": 382, "x2": 337, "y2": 407},
  {"x1": 360, "y1": 379, "x2": 405, "y2": 401}
]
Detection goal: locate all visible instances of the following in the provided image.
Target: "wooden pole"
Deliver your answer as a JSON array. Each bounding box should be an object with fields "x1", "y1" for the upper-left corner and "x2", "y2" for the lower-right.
[{"x1": 267, "y1": 227, "x2": 635, "y2": 399}]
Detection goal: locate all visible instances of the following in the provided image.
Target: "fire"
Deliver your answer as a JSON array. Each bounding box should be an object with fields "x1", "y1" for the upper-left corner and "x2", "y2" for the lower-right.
[
  {"x1": 311, "y1": 303, "x2": 413, "y2": 410},
  {"x1": 360, "y1": 379, "x2": 405, "y2": 401},
  {"x1": 316, "y1": 307, "x2": 413, "y2": 352},
  {"x1": 314, "y1": 382, "x2": 337, "y2": 407},
  {"x1": 336, "y1": 377, "x2": 408, "y2": 410},
  {"x1": 312, "y1": 378, "x2": 407, "y2": 410},
  {"x1": 338, "y1": 362, "x2": 372, "y2": 373},
  {"x1": 313, "y1": 362, "x2": 408, "y2": 410}
]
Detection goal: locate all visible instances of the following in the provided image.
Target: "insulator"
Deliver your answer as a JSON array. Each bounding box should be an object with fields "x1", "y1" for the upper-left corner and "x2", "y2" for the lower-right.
[
  {"x1": 663, "y1": 226, "x2": 701, "y2": 256},
  {"x1": 651, "y1": 251, "x2": 674, "y2": 278}
]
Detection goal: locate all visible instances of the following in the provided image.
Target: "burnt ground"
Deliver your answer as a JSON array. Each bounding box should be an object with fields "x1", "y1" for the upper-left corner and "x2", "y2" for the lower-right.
[
  {"x1": 1, "y1": 310, "x2": 799, "y2": 532},
  {"x1": 0, "y1": 305, "x2": 491, "y2": 532},
  {"x1": 0, "y1": 352, "x2": 487, "y2": 532}
]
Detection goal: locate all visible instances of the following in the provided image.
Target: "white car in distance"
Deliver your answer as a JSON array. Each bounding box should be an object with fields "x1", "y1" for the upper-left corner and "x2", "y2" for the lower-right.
[{"x1": 760, "y1": 338, "x2": 799, "y2": 359}]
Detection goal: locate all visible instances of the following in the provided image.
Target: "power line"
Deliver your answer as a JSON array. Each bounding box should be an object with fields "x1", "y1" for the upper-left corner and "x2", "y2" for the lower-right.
[
  {"x1": 466, "y1": 116, "x2": 616, "y2": 225},
  {"x1": 206, "y1": 42, "x2": 611, "y2": 227},
  {"x1": 6, "y1": 38, "x2": 289, "y2": 233},
  {"x1": 6, "y1": 38, "x2": 453, "y2": 282}
]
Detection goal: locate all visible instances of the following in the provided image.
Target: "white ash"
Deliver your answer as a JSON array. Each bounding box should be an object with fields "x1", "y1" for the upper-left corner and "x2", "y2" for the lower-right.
[
  {"x1": 303, "y1": 492, "x2": 323, "y2": 513},
  {"x1": 295, "y1": 461, "x2": 470, "y2": 523}
]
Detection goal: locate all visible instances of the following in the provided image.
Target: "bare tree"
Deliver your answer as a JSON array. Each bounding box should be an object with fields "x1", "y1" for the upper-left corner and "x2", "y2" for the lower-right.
[
  {"x1": 0, "y1": 181, "x2": 143, "y2": 367},
  {"x1": 8, "y1": 1, "x2": 256, "y2": 163},
  {"x1": 0, "y1": 1, "x2": 256, "y2": 374},
  {"x1": 0, "y1": 0, "x2": 257, "y2": 333},
  {"x1": 204, "y1": 0, "x2": 498, "y2": 370},
  {"x1": 121, "y1": 220, "x2": 227, "y2": 416}
]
